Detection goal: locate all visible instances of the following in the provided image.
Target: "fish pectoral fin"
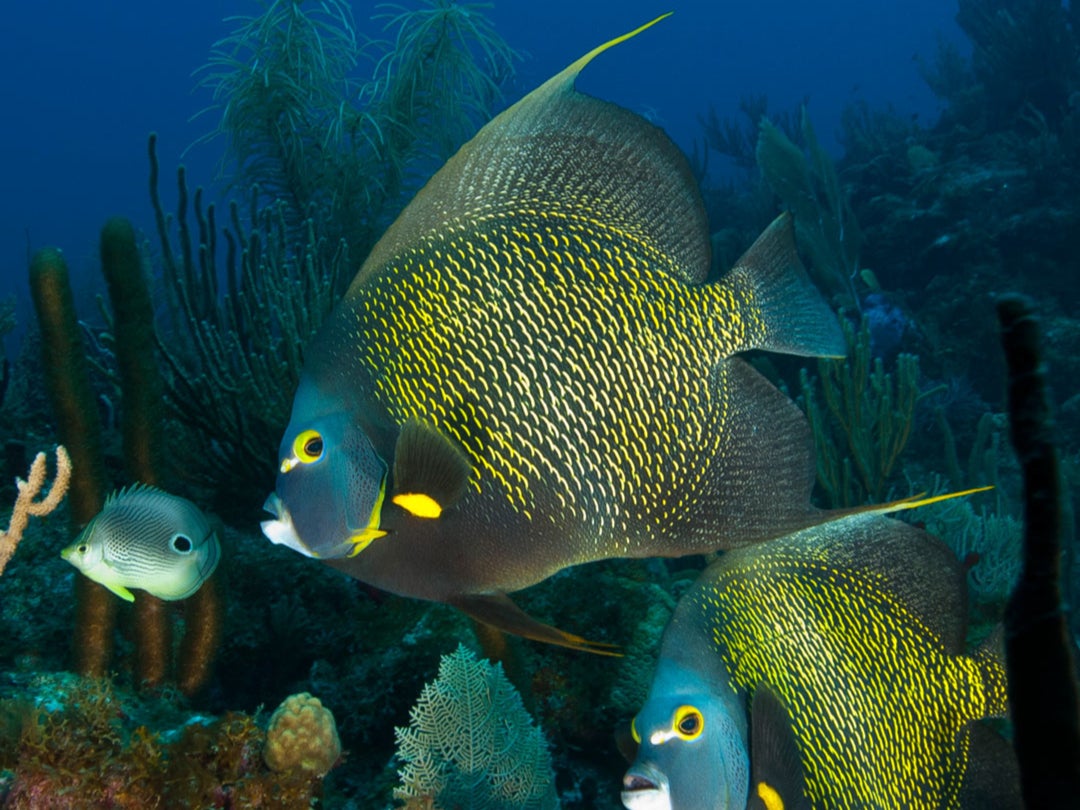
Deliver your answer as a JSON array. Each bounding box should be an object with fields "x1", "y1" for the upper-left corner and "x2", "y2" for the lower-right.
[
  {"x1": 451, "y1": 592, "x2": 622, "y2": 657},
  {"x1": 391, "y1": 419, "x2": 473, "y2": 519},
  {"x1": 747, "y1": 684, "x2": 810, "y2": 810}
]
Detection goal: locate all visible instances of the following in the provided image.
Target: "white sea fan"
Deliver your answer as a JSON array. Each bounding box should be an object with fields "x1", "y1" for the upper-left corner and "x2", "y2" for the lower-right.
[{"x1": 394, "y1": 644, "x2": 559, "y2": 810}]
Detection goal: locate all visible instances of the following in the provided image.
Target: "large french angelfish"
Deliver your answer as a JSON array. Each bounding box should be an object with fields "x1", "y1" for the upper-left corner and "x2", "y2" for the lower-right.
[{"x1": 262, "y1": 15, "x2": 861, "y2": 649}]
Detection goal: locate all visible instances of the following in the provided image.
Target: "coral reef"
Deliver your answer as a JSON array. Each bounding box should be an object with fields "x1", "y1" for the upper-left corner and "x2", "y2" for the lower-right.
[
  {"x1": 0, "y1": 674, "x2": 329, "y2": 808},
  {"x1": 6, "y1": 2, "x2": 1080, "y2": 806},
  {"x1": 194, "y1": 0, "x2": 519, "y2": 246}
]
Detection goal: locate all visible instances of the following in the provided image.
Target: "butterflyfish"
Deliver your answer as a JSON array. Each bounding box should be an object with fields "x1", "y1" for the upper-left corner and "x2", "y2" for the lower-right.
[
  {"x1": 262, "y1": 14, "x2": 864, "y2": 651},
  {"x1": 62, "y1": 485, "x2": 220, "y2": 602},
  {"x1": 622, "y1": 513, "x2": 1021, "y2": 809}
]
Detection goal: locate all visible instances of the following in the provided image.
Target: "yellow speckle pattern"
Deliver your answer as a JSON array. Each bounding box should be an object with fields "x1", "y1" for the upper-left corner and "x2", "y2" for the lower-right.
[
  {"x1": 347, "y1": 199, "x2": 764, "y2": 557},
  {"x1": 695, "y1": 555, "x2": 1008, "y2": 809}
]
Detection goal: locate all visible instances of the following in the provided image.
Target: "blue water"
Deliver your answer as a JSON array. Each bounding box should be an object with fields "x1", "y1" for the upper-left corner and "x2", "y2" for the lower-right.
[{"x1": 0, "y1": 0, "x2": 960, "y2": 355}]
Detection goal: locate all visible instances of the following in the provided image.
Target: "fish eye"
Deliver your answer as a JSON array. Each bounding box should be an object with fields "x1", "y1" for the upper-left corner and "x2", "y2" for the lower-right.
[
  {"x1": 172, "y1": 534, "x2": 193, "y2": 554},
  {"x1": 630, "y1": 716, "x2": 641, "y2": 744},
  {"x1": 77, "y1": 544, "x2": 88, "y2": 554},
  {"x1": 673, "y1": 705, "x2": 704, "y2": 740},
  {"x1": 293, "y1": 430, "x2": 325, "y2": 464}
]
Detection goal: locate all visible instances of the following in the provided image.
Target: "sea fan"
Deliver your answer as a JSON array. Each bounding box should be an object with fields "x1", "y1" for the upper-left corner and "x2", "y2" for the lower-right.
[{"x1": 394, "y1": 644, "x2": 559, "y2": 810}]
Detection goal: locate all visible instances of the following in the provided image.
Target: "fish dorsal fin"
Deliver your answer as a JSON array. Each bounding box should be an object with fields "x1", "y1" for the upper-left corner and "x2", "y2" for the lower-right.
[
  {"x1": 530, "y1": 13, "x2": 674, "y2": 101},
  {"x1": 352, "y1": 13, "x2": 711, "y2": 289},
  {"x1": 391, "y1": 419, "x2": 473, "y2": 519},
  {"x1": 104, "y1": 481, "x2": 167, "y2": 508},
  {"x1": 747, "y1": 684, "x2": 811, "y2": 810}
]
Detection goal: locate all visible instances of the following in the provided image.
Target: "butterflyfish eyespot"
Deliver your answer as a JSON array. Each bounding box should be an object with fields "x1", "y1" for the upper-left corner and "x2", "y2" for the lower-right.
[
  {"x1": 672, "y1": 705, "x2": 704, "y2": 740},
  {"x1": 172, "y1": 534, "x2": 193, "y2": 554},
  {"x1": 292, "y1": 430, "x2": 325, "y2": 464},
  {"x1": 756, "y1": 781, "x2": 784, "y2": 810},
  {"x1": 392, "y1": 492, "x2": 443, "y2": 519},
  {"x1": 630, "y1": 716, "x2": 641, "y2": 744}
]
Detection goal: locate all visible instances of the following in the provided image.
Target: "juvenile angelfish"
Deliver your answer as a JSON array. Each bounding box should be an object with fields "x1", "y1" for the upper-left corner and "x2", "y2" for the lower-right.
[
  {"x1": 622, "y1": 513, "x2": 1021, "y2": 810},
  {"x1": 62, "y1": 485, "x2": 220, "y2": 602}
]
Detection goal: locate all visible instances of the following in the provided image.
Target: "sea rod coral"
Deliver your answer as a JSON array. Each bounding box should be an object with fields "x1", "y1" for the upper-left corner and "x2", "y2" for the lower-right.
[{"x1": 0, "y1": 445, "x2": 70, "y2": 576}]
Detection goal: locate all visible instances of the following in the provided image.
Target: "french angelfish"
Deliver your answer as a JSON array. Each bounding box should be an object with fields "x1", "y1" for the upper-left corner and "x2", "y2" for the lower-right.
[
  {"x1": 61, "y1": 484, "x2": 220, "y2": 602},
  {"x1": 262, "y1": 15, "x2": 852, "y2": 651},
  {"x1": 622, "y1": 513, "x2": 1021, "y2": 810}
]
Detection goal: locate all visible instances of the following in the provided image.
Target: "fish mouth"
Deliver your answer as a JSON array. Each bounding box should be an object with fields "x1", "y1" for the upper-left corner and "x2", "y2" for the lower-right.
[
  {"x1": 260, "y1": 493, "x2": 319, "y2": 558},
  {"x1": 621, "y1": 763, "x2": 671, "y2": 810}
]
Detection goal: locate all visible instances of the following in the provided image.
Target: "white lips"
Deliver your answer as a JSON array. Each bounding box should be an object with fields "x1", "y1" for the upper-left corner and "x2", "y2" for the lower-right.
[
  {"x1": 260, "y1": 493, "x2": 317, "y2": 558},
  {"x1": 621, "y1": 763, "x2": 671, "y2": 810}
]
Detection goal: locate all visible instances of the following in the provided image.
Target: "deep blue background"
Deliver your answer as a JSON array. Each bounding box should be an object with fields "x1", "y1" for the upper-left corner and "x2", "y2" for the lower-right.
[{"x1": 0, "y1": 0, "x2": 963, "y2": 355}]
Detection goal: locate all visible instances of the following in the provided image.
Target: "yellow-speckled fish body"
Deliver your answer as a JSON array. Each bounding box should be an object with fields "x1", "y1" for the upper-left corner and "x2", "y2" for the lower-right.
[
  {"x1": 263, "y1": 16, "x2": 849, "y2": 648},
  {"x1": 623, "y1": 514, "x2": 1021, "y2": 809}
]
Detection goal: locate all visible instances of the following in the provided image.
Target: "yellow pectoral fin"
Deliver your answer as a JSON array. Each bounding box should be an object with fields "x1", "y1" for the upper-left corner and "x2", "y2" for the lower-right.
[
  {"x1": 347, "y1": 527, "x2": 388, "y2": 557},
  {"x1": 393, "y1": 492, "x2": 443, "y2": 519}
]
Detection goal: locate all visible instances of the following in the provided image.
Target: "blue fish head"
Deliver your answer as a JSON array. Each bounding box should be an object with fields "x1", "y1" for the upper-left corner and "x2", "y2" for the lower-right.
[
  {"x1": 622, "y1": 660, "x2": 749, "y2": 810},
  {"x1": 261, "y1": 394, "x2": 388, "y2": 559}
]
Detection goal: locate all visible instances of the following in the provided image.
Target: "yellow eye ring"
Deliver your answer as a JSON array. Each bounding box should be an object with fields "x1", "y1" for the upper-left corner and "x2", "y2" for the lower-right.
[
  {"x1": 673, "y1": 705, "x2": 704, "y2": 740},
  {"x1": 293, "y1": 430, "x2": 325, "y2": 464},
  {"x1": 630, "y1": 716, "x2": 641, "y2": 744}
]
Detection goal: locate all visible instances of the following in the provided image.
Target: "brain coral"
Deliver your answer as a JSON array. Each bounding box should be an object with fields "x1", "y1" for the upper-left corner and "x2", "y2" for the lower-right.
[{"x1": 263, "y1": 692, "x2": 341, "y2": 777}]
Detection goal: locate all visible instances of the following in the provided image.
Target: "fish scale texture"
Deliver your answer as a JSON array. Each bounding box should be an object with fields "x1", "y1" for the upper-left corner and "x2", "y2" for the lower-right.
[
  {"x1": 352, "y1": 206, "x2": 758, "y2": 550},
  {"x1": 693, "y1": 517, "x2": 1008, "y2": 808}
]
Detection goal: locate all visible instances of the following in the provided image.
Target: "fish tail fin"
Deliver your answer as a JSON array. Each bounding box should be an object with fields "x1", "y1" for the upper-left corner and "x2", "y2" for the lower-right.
[
  {"x1": 720, "y1": 212, "x2": 846, "y2": 357},
  {"x1": 452, "y1": 592, "x2": 622, "y2": 657}
]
